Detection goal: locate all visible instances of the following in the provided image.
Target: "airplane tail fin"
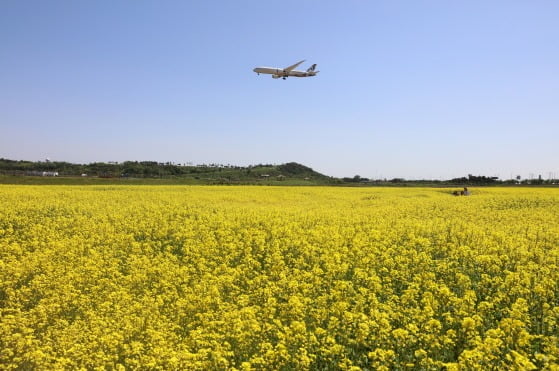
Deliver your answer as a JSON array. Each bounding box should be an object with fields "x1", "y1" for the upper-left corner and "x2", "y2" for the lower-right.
[{"x1": 307, "y1": 64, "x2": 317, "y2": 72}]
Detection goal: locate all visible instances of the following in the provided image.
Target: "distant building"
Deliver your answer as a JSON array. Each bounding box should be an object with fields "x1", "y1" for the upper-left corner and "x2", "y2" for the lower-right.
[{"x1": 25, "y1": 171, "x2": 58, "y2": 176}]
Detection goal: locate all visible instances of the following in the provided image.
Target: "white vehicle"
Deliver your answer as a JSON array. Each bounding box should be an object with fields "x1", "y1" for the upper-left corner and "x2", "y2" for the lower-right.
[{"x1": 253, "y1": 60, "x2": 319, "y2": 80}]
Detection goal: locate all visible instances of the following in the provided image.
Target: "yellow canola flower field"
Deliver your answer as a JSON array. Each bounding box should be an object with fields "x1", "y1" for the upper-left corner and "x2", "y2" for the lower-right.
[{"x1": 1, "y1": 185, "x2": 558, "y2": 370}]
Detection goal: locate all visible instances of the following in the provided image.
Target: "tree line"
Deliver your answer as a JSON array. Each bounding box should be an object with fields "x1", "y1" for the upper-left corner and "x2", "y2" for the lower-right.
[{"x1": 0, "y1": 159, "x2": 328, "y2": 180}]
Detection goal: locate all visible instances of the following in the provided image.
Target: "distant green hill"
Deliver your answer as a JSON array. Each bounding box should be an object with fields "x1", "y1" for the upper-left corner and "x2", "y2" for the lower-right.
[{"x1": 0, "y1": 158, "x2": 336, "y2": 185}]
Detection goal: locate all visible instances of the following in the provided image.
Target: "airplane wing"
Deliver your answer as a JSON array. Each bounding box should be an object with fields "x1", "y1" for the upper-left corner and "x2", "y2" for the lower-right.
[{"x1": 284, "y1": 60, "x2": 305, "y2": 72}]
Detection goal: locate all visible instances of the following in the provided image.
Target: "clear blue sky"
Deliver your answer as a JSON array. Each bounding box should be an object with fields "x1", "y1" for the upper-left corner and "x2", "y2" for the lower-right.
[{"x1": 1, "y1": 1, "x2": 558, "y2": 179}]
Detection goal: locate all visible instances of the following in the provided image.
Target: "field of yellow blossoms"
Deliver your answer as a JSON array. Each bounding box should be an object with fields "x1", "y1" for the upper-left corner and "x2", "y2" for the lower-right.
[{"x1": 1, "y1": 185, "x2": 558, "y2": 370}]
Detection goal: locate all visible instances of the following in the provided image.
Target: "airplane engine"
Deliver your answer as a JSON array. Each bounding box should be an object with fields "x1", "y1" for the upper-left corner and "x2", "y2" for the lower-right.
[{"x1": 272, "y1": 75, "x2": 281, "y2": 79}]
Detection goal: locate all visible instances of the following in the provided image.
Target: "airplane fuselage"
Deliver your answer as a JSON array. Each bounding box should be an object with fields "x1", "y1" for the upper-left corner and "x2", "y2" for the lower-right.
[
  {"x1": 253, "y1": 67, "x2": 317, "y2": 78},
  {"x1": 253, "y1": 61, "x2": 318, "y2": 79}
]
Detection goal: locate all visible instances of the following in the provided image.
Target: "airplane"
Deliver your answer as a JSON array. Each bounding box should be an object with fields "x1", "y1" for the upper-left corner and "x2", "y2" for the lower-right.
[{"x1": 253, "y1": 60, "x2": 319, "y2": 79}]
